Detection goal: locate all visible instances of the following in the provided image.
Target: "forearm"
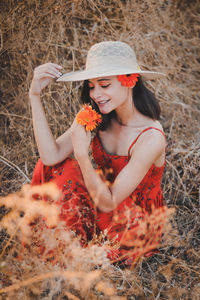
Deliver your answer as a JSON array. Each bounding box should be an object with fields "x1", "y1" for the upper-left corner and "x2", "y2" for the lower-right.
[
  {"x1": 29, "y1": 94, "x2": 59, "y2": 165},
  {"x1": 76, "y1": 154, "x2": 114, "y2": 212}
]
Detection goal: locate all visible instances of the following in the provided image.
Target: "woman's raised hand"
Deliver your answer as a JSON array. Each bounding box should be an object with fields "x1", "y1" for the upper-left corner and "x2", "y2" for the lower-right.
[
  {"x1": 29, "y1": 63, "x2": 62, "y2": 96},
  {"x1": 70, "y1": 117, "x2": 92, "y2": 159}
]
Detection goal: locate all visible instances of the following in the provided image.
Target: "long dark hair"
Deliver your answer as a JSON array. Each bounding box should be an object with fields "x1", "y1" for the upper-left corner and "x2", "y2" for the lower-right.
[{"x1": 80, "y1": 76, "x2": 161, "y2": 131}]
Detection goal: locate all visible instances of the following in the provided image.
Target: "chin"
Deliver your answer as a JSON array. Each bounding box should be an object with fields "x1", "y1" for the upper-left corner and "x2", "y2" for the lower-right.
[
  {"x1": 99, "y1": 107, "x2": 114, "y2": 115},
  {"x1": 101, "y1": 111, "x2": 109, "y2": 115},
  {"x1": 99, "y1": 109, "x2": 108, "y2": 114}
]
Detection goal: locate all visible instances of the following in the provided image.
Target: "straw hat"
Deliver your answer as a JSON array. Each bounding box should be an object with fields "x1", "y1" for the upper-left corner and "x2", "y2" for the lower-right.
[{"x1": 57, "y1": 41, "x2": 165, "y2": 82}]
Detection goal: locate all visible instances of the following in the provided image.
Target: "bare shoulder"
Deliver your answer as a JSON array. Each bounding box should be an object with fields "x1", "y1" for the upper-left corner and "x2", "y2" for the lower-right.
[
  {"x1": 130, "y1": 120, "x2": 166, "y2": 155},
  {"x1": 142, "y1": 121, "x2": 165, "y2": 144},
  {"x1": 143, "y1": 120, "x2": 165, "y2": 140},
  {"x1": 135, "y1": 122, "x2": 166, "y2": 151}
]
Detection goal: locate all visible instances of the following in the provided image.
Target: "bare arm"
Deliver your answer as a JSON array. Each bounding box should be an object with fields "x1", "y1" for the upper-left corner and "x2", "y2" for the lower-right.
[
  {"x1": 73, "y1": 127, "x2": 166, "y2": 213},
  {"x1": 29, "y1": 63, "x2": 73, "y2": 166}
]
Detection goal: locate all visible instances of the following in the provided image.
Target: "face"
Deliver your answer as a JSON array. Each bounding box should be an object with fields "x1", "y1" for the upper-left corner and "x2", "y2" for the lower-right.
[{"x1": 88, "y1": 76, "x2": 132, "y2": 114}]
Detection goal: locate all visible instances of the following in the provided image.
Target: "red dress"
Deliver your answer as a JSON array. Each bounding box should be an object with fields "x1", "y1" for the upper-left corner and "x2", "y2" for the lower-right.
[{"x1": 32, "y1": 127, "x2": 166, "y2": 263}]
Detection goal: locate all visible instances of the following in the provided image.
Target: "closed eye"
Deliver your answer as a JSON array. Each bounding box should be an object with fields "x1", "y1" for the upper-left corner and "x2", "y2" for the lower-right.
[
  {"x1": 101, "y1": 84, "x2": 110, "y2": 88},
  {"x1": 88, "y1": 84, "x2": 110, "y2": 90}
]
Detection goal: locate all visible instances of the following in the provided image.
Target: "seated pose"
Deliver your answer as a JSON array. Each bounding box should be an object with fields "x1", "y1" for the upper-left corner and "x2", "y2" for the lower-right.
[{"x1": 29, "y1": 41, "x2": 167, "y2": 264}]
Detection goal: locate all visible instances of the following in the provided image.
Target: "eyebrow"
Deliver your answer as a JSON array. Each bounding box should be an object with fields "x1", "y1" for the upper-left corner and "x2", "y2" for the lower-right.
[{"x1": 88, "y1": 78, "x2": 111, "y2": 83}]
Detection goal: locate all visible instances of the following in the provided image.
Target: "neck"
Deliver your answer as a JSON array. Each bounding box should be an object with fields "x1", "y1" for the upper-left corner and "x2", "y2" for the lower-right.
[
  {"x1": 115, "y1": 105, "x2": 152, "y2": 128},
  {"x1": 114, "y1": 89, "x2": 152, "y2": 127},
  {"x1": 116, "y1": 110, "x2": 145, "y2": 127},
  {"x1": 115, "y1": 102, "x2": 143, "y2": 127},
  {"x1": 114, "y1": 89, "x2": 136, "y2": 125}
]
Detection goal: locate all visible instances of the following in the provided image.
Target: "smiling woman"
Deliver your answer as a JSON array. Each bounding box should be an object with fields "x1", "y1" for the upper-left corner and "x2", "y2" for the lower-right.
[{"x1": 30, "y1": 41, "x2": 167, "y2": 266}]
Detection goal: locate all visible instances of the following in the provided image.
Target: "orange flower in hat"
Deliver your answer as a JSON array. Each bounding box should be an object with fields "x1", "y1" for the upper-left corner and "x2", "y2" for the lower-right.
[
  {"x1": 117, "y1": 73, "x2": 139, "y2": 87},
  {"x1": 76, "y1": 104, "x2": 102, "y2": 131}
]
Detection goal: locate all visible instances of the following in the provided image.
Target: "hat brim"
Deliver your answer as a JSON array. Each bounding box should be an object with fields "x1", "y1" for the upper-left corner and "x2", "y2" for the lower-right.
[{"x1": 57, "y1": 67, "x2": 166, "y2": 82}]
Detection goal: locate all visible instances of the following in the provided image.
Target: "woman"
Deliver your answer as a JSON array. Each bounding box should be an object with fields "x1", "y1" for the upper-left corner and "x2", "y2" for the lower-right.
[{"x1": 30, "y1": 41, "x2": 166, "y2": 264}]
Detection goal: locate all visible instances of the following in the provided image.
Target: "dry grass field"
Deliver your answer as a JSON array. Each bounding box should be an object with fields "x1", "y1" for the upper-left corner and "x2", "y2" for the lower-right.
[{"x1": 0, "y1": 0, "x2": 199, "y2": 299}]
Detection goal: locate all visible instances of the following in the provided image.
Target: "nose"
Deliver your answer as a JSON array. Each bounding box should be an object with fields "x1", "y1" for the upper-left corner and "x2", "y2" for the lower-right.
[{"x1": 91, "y1": 86, "x2": 102, "y2": 100}]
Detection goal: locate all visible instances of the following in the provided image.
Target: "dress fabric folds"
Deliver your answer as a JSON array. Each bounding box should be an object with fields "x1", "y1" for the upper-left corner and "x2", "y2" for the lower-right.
[{"x1": 32, "y1": 127, "x2": 166, "y2": 263}]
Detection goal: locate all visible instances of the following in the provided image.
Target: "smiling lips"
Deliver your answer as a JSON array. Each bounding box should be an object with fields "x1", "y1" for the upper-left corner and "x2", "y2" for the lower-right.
[{"x1": 97, "y1": 100, "x2": 110, "y2": 105}]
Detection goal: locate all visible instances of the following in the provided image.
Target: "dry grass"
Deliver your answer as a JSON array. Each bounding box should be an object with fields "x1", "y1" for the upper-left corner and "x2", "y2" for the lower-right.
[
  {"x1": 0, "y1": 183, "x2": 176, "y2": 299},
  {"x1": 0, "y1": 0, "x2": 200, "y2": 299}
]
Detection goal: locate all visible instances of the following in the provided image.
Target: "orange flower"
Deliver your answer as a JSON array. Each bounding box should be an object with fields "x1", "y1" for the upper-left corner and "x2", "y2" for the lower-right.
[
  {"x1": 76, "y1": 104, "x2": 102, "y2": 131},
  {"x1": 117, "y1": 74, "x2": 139, "y2": 87}
]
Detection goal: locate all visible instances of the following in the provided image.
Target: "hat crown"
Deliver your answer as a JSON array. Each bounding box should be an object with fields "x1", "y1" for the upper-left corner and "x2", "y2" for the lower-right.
[
  {"x1": 86, "y1": 41, "x2": 138, "y2": 71},
  {"x1": 87, "y1": 41, "x2": 136, "y2": 59}
]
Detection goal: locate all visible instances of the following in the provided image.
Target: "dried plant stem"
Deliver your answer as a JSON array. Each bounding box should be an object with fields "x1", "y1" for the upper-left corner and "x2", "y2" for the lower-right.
[
  {"x1": 0, "y1": 215, "x2": 26, "y2": 260},
  {"x1": 64, "y1": 291, "x2": 80, "y2": 300},
  {"x1": 0, "y1": 112, "x2": 31, "y2": 120},
  {"x1": 166, "y1": 159, "x2": 192, "y2": 201},
  {"x1": 0, "y1": 270, "x2": 101, "y2": 294},
  {"x1": 0, "y1": 155, "x2": 30, "y2": 183},
  {"x1": 0, "y1": 28, "x2": 3, "y2": 51},
  {"x1": 177, "y1": 262, "x2": 200, "y2": 276}
]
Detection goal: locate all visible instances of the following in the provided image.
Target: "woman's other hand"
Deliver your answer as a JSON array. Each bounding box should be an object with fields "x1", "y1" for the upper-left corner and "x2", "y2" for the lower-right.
[
  {"x1": 70, "y1": 118, "x2": 91, "y2": 159},
  {"x1": 29, "y1": 63, "x2": 62, "y2": 97}
]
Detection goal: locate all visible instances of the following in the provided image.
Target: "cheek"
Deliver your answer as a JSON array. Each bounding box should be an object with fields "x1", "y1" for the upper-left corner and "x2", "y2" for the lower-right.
[{"x1": 114, "y1": 87, "x2": 128, "y2": 101}]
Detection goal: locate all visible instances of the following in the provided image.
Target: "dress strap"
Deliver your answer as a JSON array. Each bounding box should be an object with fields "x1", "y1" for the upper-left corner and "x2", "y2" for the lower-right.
[{"x1": 128, "y1": 127, "x2": 166, "y2": 157}]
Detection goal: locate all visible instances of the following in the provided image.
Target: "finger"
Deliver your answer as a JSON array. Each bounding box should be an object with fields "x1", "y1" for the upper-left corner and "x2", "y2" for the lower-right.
[
  {"x1": 45, "y1": 66, "x2": 62, "y2": 77},
  {"x1": 35, "y1": 64, "x2": 62, "y2": 76},
  {"x1": 44, "y1": 63, "x2": 63, "y2": 73},
  {"x1": 36, "y1": 62, "x2": 62, "y2": 69},
  {"x1": 40, "y1": 62, "x2": 62, "y2": 69},
  {"x1": 34, "y1": 72, "x2": 57, "y2": 80},
  {"x1": 50, "y1": 63, "x2": 63, "y2": 69},
  {"x1": 35, "y1": 67, "x2": 62, "y2": 78},
  {"x1": 35, "y1": 64, "x2": 62, "y2": 74}
]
